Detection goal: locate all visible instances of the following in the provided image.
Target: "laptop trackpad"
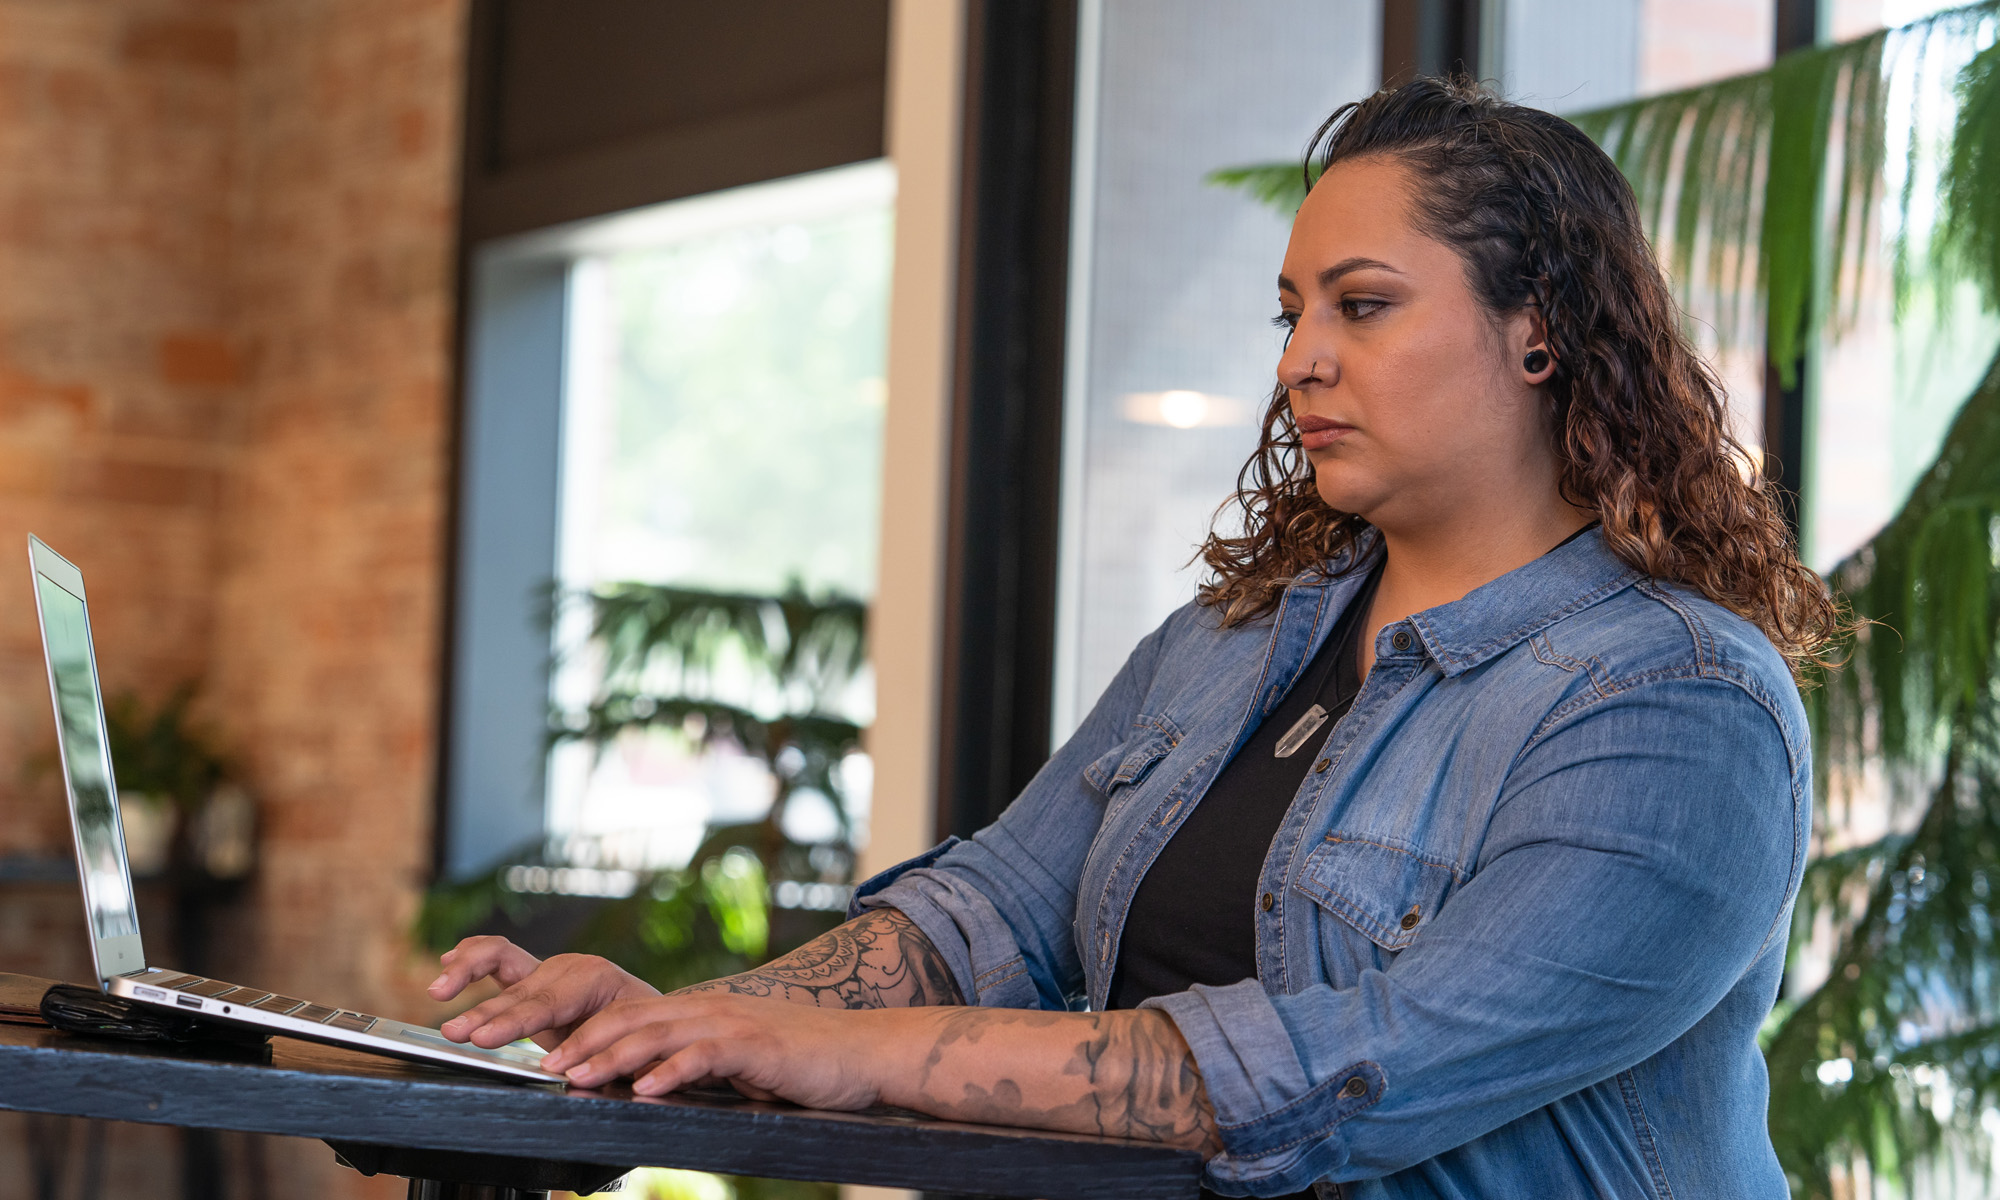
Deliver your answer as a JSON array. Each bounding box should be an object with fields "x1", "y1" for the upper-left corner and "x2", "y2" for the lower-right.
[{"x1": 397, "y1": 1024, "x2": 548, "y2": 1068}]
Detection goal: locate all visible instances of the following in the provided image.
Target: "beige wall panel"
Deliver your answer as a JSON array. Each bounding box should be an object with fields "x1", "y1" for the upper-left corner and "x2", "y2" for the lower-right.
[{"x1": 864, "y1": 0, "x2": 966, "y2": 881}]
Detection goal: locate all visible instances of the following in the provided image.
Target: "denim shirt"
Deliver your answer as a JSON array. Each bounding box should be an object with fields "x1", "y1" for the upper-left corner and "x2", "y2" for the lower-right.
[{"x1": 851, "y1": 529, "x2": 1808, "y2": 1198}]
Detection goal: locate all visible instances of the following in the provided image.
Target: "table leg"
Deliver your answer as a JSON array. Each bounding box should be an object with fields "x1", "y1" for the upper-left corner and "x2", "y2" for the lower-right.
[
  {"x1": 325, "y1": 1140, "x2": 628, "y2": 1197},
  {"x1": 406, "y1": 1181, "x2": 550, "y2": 1200},
  {"x1": 182, "y1": 1126, "x2": 225, "y2": 1200}
]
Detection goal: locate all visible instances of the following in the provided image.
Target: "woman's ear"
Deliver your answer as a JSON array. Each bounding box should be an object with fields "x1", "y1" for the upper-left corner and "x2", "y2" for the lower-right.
[{"x1": 1519, "y1": 301, "x2": 1555, "y2": 384}]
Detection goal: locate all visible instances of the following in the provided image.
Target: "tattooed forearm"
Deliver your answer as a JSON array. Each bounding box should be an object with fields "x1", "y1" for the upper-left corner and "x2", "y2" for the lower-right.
[
  {"x1": 890, "y1": 1007, "x2": 1224, "y2": 1156},
  {"x1": 669, "y1": 907, "x2": 964, "y2": 1009}
]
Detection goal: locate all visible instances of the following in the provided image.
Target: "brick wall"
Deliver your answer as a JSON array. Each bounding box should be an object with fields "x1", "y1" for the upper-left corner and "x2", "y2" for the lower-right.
[
  {"x1": 0, "y1": 1, "x2": 467, "y2": 1196},
  {"x1": 216, "y1": 0, "x2": 463, "y2": 1028},
  {"x1": 0, "y1": 0, "x2": 242, "y2": 856}
]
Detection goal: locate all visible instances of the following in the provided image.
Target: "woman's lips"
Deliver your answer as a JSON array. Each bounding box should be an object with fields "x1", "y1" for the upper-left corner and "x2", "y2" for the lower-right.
[{"x1": 1296, "y1": 412, "x2": 1354, "y2": 452}]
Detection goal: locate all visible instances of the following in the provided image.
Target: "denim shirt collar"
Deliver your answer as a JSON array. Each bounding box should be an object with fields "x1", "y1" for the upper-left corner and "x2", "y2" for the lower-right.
[
  {"x1": 1408, "y1": 526, "x2": 1642, "y2": 676},
  {"x1": 1293, "y1": 526, "x2": 1643, "y2": 679}
]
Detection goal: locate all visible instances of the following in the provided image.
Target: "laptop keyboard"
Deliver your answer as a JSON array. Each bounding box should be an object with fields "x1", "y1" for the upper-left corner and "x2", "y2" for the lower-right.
[{"x1": 126, "y1": 971, "x2": 379, "y2": 1034}]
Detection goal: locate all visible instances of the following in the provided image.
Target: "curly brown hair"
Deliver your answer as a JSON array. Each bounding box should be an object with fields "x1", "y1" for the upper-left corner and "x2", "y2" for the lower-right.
[{"x1": 1197, "y1": 76, "x2": 1841, "y2": 678}]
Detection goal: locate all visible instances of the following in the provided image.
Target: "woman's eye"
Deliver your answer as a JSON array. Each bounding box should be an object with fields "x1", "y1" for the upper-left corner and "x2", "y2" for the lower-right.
[
  {"x1": 1269, "y1": 311, "x2": 1299, "y2": 331},
  {"x1": 1340, "y1": 298, "x2": 1386, "y2": 320}
]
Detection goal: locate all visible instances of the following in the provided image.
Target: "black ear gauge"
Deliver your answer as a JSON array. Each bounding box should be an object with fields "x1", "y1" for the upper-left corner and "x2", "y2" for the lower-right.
[{"x1": 1524, "y1": 348, "x2": 1551, "y2": 373}]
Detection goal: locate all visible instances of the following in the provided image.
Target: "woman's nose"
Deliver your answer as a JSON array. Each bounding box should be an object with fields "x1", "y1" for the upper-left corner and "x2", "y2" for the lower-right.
[{"x1": 1277, "y1": 333, "x2": 1330, "y2": 390}]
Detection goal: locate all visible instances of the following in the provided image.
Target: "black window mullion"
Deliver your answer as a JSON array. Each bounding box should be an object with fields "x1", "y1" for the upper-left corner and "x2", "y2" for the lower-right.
[{"x1": 934, "y1": 0, "x2": 1079, "y2": 841}]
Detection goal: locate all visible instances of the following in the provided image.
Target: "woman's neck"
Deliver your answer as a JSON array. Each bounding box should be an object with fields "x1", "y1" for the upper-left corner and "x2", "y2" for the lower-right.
[{"x1": 1379, "y1": 506, "x2": 1591, "y2": 609}]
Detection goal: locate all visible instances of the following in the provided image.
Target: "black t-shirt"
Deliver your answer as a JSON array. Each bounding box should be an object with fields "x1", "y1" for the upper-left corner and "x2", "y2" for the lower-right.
[
  {"x1": 1106, "y1": 560, "x2": 1380, "y2": 1200},
  {"x1": 1108, "y1": 557, "x2": 1384, "y2": 1011}
]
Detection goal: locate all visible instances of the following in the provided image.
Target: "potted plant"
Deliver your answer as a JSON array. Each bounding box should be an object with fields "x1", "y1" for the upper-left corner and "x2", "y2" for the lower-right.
[{"x1": 101, "y1": 683, "x2": 255, "y2": 889}]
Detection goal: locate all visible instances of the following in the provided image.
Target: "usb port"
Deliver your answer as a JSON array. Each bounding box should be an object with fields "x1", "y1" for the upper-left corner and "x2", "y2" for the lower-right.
[{"x1": 176, "y1": 996, "x2": 202, "y2": 1010}]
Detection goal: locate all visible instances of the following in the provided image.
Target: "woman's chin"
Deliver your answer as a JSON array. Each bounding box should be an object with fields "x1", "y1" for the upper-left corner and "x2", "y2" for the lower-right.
[{"x1": 1310, "y1": 478, "x2": 1382, "y2": 519}]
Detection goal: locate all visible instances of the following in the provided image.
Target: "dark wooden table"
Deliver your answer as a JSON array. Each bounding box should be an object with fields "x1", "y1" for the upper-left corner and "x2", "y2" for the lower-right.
[{"x1": 0, "y1": 973, "x2": 1202, "y2": 1199}]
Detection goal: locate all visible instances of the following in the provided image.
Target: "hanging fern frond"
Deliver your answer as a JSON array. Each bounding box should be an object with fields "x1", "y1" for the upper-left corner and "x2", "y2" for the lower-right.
[
  {"x1": 1575, "y1": 68, "x2": 1779, "y2": 352},
  {"x1": 1765, "y1": 740, "x2": 2000, "y2": 1195},
  {"x1": 1941, "y1": 36, "x2": 2000, "y2": 311},
  {"x1": 1787, "y1": 831, "x2": 1910, "y2": 966},
  {"x1": 1816, "y1": 349, "x2": 2000, "y2": 779},
  {"x1": 1202, "y1": 162, "x2": 1316, "y2": 218}
]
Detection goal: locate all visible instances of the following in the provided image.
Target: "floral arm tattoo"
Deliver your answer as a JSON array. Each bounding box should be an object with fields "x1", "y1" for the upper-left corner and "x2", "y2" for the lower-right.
[
  {"x1": 669, "y1": 909, "x2": 1218, "y2": 1153},
  {"x1": 902, "y1": 1007, "x2": 1224, "y2": 1156},
  {"x1": 670, "y1": 907, "x2": 965, "y2": 1008}
]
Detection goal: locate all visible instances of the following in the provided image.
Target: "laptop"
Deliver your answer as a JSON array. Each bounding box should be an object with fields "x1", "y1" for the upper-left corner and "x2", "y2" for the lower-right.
[{"x1": 27, "y1": 534, "x2": 558, "y2": 1084}]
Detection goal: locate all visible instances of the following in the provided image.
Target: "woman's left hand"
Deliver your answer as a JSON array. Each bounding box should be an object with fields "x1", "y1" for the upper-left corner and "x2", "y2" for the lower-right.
[
  {"x1": 537, "y1": 991, "x2": 1223, "y2": 1157},
  {"x1": 540, "y1": 992, "x2": 901, "y2": 1108}
]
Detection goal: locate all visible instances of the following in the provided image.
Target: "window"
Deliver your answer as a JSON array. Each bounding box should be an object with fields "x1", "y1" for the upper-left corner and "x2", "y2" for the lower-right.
[
  {"x1": 1051, "y1": 0, "x2": 1383, "y2": 740},
  {"x1": 549, "y1": 164, "x2": 892, "y2": 873},
  {"x1": 444, "y1": 162, "x2": 893, "y2": 879}
]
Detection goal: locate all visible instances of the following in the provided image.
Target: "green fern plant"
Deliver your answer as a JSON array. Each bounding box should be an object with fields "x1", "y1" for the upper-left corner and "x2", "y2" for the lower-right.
[
  {"x1": 555, "y1": 580, "x2": 869, "y2": 882},
  {"x1": 1212, "y1": 8, "x2": 2000, "y2": 1194}
]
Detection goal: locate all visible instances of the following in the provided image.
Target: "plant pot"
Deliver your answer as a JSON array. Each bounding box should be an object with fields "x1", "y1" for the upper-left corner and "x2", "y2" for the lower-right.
[{"x1": 118, "y1": 792, "x2": 177, "y2": 878}]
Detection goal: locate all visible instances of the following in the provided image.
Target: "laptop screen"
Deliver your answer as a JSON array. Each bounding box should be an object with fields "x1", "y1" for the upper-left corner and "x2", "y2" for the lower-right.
[{"x1": 33, "y1": 568, "x2": 143, "y2": 956}]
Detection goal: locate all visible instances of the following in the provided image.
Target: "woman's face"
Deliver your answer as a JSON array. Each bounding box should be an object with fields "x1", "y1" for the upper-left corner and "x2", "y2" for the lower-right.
[{"x1": 1275, "y1": 155, "x2": 1555, "y2": 533}]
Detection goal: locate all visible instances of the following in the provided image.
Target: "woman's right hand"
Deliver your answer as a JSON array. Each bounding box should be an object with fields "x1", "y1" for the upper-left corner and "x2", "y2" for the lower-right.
[{"x1": 429, "y1": 935, "x2": 661, "y2": 1050}]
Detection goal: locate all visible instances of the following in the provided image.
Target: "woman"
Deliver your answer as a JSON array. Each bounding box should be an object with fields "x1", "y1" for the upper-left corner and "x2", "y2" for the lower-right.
[{"x1": 430, "y1": 78, "x2": 1836, "y2": 1197}]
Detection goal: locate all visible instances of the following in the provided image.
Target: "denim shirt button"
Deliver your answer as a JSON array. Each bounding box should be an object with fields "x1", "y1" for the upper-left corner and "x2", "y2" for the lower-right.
[
  {"x1": 1314, "y1": 757, "x2": 1332, "y2": 773},
  {"x1": 1391, "y1": 628, "x2": 1413, "y2": 652},
  {"x1": 1342, "y1": 1076, "x2": 1368, "y2": 1098},
  {"x1": 1259, "y1": 891, "x2": 1274, "y2": 912}
]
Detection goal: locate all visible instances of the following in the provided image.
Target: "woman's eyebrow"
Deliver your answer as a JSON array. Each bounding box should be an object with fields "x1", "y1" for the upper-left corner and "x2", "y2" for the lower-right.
[
  {"x1": 1276, "y1": 257, "x2": 1403, "y2": 295},
  {"x1": 1318, "y1": 256, "x2": 1401, "y2": 288}
]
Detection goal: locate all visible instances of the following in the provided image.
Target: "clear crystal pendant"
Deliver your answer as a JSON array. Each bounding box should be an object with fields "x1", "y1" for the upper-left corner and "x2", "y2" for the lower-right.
[{"x1": 1274, "y1": 703, "x2": 1329, "y2": 758}]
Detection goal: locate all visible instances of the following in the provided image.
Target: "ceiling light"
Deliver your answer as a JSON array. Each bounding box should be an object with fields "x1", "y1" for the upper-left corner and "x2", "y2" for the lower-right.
[{"x1": 1120, "y1": 390, "x2": 1249, "y2": 429}]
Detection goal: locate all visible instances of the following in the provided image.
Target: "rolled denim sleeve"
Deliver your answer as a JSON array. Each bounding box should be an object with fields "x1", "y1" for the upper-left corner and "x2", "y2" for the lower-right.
[
  {"x1": 1144, "y1": 674, "x2": 1806, "y2": 1193},
  {"x1": 848, "y1": 612, "x2": 1182, "y2": 1010}
]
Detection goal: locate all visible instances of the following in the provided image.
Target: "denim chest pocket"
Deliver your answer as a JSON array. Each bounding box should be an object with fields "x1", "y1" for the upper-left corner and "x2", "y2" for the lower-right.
[
  {"x1": 1082, "y1": 716, "x2": 1181, "y2": 799},
  {"x1": 1295, "y1": 833, "x2": 1464, "y2": 952}
]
